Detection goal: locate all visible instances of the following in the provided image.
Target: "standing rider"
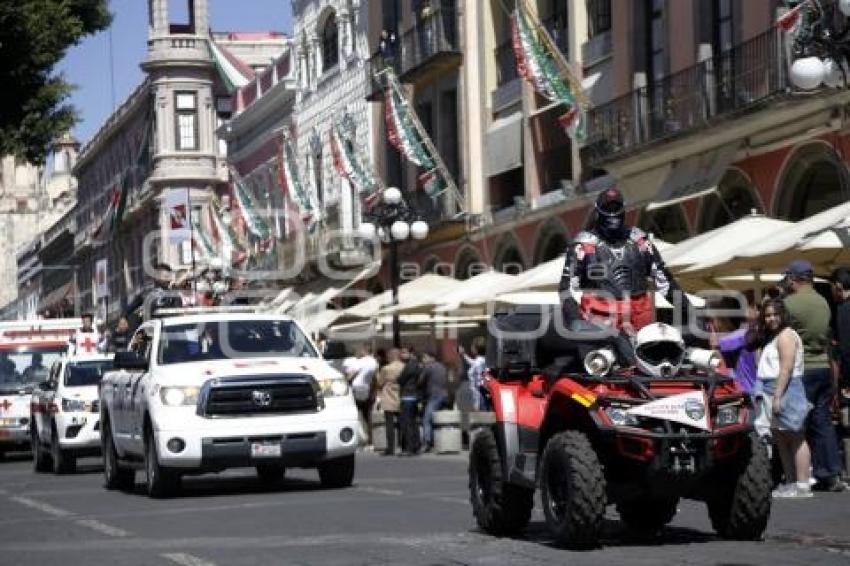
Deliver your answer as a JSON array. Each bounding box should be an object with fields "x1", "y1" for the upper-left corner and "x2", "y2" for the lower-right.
[{"x1": 558, "y1": 187, "x2": 684, "y2": 337}]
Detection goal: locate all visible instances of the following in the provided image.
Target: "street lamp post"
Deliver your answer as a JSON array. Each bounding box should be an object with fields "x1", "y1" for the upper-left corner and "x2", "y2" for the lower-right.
[
  {"x1": 358, "y1": 187, "x2": 430, "y2": 347},
  {"x1": 786, "y1": 0, "x2": 850, "y2": 89}
]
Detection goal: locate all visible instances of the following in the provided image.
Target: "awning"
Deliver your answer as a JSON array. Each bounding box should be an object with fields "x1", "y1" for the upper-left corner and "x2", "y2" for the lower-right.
[
  {"x1": 39, "y1": 281, "x2": 73, "y2": 311},
  {"x1": 486, "y1": 112, "x2": 523, "y2": 177},
  {"x1": 646, "y1": 143, "x2": 740, "y2": 211},
  {"x1": 612, "y1": 164, "x2": 673, "y2": 206}
]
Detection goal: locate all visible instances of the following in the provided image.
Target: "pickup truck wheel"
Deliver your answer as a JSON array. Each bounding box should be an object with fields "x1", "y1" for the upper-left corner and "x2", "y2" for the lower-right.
[
  {"x1": 144, "y1": 431, "x2": 179, "y2": 498},
  {"x1": 468, "y1": 428, "x2": 533, "y2": 535},
  {"x1": 318, "y1": 455, "x2": 355, "y2": 488},
  {"x1": 31, "y1": 423, "x2": 51, "y2": 472},
  {"x1": 256, "y1": 464, "x2": 286, "y2": 485},
  {"x1": 102, "y1": 421, "x2": 134, "y2": 491},
  {"x1": 540, "y1": 431, "x2": 606, "y2": 549},
  {"x1": 51, "y1": 424, "x2": 76, "y2": 474}
]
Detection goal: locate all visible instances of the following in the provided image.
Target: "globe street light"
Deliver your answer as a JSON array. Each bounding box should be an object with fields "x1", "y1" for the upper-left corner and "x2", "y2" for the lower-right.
[
  {"x1": 786, "y1": 0, "x2": 850, "y2": 89},
  {"x1": 359, "y1": 187, "x2": 429, "y2": 347}
]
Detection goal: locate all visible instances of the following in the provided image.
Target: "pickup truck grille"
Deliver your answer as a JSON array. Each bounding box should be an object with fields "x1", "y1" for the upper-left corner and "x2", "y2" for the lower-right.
[{"x1": 201, "y1": 375, "x2": 319, "y2": 417}]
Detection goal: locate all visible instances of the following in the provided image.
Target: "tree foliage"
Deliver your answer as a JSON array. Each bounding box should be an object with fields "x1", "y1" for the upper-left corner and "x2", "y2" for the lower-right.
[{"x1": 0, "y1": 0, "x2": 111, "y2": 163}]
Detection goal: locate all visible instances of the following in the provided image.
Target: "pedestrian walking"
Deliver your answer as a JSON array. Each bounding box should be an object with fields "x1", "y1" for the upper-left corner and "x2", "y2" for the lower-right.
[
  {"x1": 345, "y1": 344, "x2": 379, "y2": 447},
  {"x1": 419, "y1": 351, "x2": 449, "y2": 453},
  {"x1": 459, "y1": 340, "x2": 487, "y2": 410},
  {"x1": 783, "y1": 260, "x2": 847, "y2": 492},
  {"x1": 376, "y1": 349, "x2": 403, "y2": 456}
]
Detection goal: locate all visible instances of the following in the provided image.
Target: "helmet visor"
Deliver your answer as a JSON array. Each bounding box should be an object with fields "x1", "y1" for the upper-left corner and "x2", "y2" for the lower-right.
[{"x1": 636, "y1": 341, "x2": 685, "y2": 367}]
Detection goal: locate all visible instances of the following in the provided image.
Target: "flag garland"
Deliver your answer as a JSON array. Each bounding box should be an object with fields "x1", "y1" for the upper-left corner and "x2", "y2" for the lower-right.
[
  {"x1": 330, "y1": 121, "x2": 380, "y2": 199},
  {"x1": 192, "y1": 220, "x2": 217, "y2": 260},
  {"x1": 385, "y1": 85, "x2": 435, "y2": 169},
  {"x1": 91, "y1": 186, "x2": 121, "y2": 244},
  {"x1": 231, "y1": 173, "x2": 271, "y2": 240},
  {"x1": 776, "y1": 0, "x2": 813, "y2": 34},
  {"x1": 511, "y1": 7, "x2": 586, "y2": 141},
  {"x1": 278, "y1": 135, "x2": 320, "y2": 228}
]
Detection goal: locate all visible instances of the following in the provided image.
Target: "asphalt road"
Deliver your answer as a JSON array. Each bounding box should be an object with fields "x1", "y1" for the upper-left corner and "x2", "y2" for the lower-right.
[{"x1": 0, "y1": 450, "x2": 848, "y2": 565}]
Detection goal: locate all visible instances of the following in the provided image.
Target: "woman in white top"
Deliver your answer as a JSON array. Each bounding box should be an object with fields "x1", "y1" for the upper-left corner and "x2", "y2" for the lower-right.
[
  {"x1": 754, "y1": 299, "x2": 812, "y2": 499},
  {"x1": 460, "y1": 342, "x2": 487, "y2": 411}
]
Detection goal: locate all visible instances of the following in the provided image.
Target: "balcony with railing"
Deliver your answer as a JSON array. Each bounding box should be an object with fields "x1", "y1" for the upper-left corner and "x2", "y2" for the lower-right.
[
  {"x1": 398, "y1": 8, "x2": 462, "y2": 84},
  {"x1": 583, "y1": 27, "x2": 791, "y2": 167}
]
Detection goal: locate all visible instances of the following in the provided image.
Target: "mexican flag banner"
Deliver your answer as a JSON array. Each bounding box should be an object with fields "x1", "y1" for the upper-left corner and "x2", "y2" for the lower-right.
[
  {"x1": 192, "y1": 220, "x2": 217, "y2": 260},
  {"x1": 278, "y1": 135, "x2": 319, "y2": 229},
  {"x1": 385, "y1": 85, "x2": 435, "y2": 169},
  {"x1": 418, "y1": 169, "x2": 446, "y2": 198},
  {"x1": 511, "y1": 7, "x2": 586, "y2": 141},
  {"x1": 330, "y1": 121, "x2": 380, "y2": 202},
  {"x1": 231, "y1": 175, "x2": 271, "y2": 240}
]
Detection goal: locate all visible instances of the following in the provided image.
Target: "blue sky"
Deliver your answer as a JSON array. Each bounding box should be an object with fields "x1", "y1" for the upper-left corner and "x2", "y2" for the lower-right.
[{"x1": 58, "y1": 0, "x2": 293, "y2": 144}]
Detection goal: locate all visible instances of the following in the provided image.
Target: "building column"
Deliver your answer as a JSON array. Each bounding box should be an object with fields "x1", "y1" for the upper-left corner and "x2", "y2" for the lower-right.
[{"x1": 310, "y1": 34, "x2": 322, "y2": 82}]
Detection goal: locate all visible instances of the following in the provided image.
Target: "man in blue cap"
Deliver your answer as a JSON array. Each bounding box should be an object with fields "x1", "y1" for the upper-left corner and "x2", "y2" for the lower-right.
[{"x1": 783, "y1": 259, "x2": 847, "y2": 491}]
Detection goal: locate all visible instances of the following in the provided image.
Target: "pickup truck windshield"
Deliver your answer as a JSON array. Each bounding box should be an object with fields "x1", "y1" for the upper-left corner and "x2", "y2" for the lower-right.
[
  {"x1": 65, "y1": 360, "x2": 114, "y2": 387},
  {"x1": 157, "y1": 320, "x2": 318, "y2": 365}
]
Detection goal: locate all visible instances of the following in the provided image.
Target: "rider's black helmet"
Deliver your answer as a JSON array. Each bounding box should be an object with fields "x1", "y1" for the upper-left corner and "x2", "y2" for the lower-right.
[{"x1": 595, "y1": 187, "x2": 626, "y2": 241}]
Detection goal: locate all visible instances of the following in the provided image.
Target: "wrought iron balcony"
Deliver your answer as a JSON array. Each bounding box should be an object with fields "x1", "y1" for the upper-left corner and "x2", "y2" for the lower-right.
[
  {"x1": 584, "y1": 26, "x2": 791, "y2": 166},
  {"x1": 398, "y1": 8, "x2": 462, "y2": 84}
]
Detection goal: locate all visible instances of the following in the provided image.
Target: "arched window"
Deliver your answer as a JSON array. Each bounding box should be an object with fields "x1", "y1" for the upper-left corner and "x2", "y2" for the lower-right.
[
  {"x1": 698, "y1": 170, "x2": 761, "y2": 232},
  {"x1": 322, "y1": 13, "x2": 339, "y2": 71},
  {"x1": 776, "y1": 143, "x2": 850, "y2": 221},
  {"x1": 455, "y1": 248, "x2": 484, "y2": 280},
  {"x1": 638, "y1": 205, "x2": 690, "y2": 243}
]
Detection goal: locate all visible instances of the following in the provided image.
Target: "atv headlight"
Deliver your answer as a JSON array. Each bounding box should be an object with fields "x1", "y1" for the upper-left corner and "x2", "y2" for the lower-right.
[
  {"x1": 604, "y1": 406, "x2": 640, "y2": 427},
  {"x1": 159, "y1": 386, "x2": 200, "y2": 407},
  {"x1": 61, "y1": 398, "x2": 87, "y2": 412},
  {"x1": 318, "y1": 377, "x2": 350, "y2": 398},
  {"x1": 714, "y1": 403, "x2": 741, "y2": 427}
]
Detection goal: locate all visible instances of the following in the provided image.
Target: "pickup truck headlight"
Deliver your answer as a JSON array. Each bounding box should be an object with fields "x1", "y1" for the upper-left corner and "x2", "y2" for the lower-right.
[
  {"x1": 61, "y1": 398, "x2": 87, "y2": 412},
  {"x1": 159, "y1": 386, "x2": 200, "y2": 407},
  {"x1": 318, "y1": 378, "x2": 350, "y2": 398}
]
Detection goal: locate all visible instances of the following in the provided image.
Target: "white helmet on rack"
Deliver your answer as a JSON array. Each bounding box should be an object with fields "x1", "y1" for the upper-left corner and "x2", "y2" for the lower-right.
[{"x1": 634, "y1": 322, "x2": 685, "y2": 378}]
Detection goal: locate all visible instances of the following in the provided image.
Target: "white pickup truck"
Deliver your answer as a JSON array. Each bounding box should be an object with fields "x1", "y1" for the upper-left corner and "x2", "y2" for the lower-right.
[
  {"x1": 31, "y1": 353, "x2": 114, "y2": 473},
  {"x1": 99, "y1": 312, "x2": 359, "y2": 498}
]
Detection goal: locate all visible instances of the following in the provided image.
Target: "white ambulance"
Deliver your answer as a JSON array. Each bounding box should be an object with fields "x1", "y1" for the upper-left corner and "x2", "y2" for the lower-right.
[{"x1": 0, "y1": 319, "x2": 80, "y2": 459}]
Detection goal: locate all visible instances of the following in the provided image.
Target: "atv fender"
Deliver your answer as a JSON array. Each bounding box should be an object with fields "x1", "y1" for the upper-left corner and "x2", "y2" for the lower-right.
[{"x1": 487, "y1": 380, "x2": 547, "y2": 489}]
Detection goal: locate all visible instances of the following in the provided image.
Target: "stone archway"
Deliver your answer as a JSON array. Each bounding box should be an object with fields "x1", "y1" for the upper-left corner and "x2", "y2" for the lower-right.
[
  {"x1": 493, "y1": 234, "x2": 526, "y2": 275},
  {"x1": 698, "y1": 169, "x2": 763, "y2": 232},
  {"x1": 454, "y1": 246, "x2": 483, "y2": 280},
  {"x1": 775, "y1": 142, "x2": 850, "y2": 221},
  {"x1": 533, "y1": 220, "x2": 569, "y2": 265},
  {"x1": 637, "y1": 204, "x2": 690, "y2": 243}
]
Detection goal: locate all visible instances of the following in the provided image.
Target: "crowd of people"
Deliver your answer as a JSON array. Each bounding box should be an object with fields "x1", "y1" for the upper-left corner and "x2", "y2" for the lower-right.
[
  {"x1": 712, "y1": 260, "x2": 849, "y2": 499},
  {"x1": 337, "y1": 342, "x2": 467, "y2": 457}
]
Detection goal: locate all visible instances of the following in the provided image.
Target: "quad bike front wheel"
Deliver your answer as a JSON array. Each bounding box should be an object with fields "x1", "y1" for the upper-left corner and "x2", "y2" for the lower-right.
[
  {"x1": 707, "y1": 435, "x2": 772, "y2": 540},
  {"x1": 468, "y1": 428, "x2": 533, "y2": 536},
  {"x1": 540, "y1": 431, "x2": 606, "y2": 549}
]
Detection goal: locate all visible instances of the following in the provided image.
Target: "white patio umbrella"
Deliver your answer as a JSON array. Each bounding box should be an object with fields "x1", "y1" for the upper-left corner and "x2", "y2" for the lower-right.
[
  {"x1": 384, "y1": 271, "x2": 519, "y2": 315},
  {"x1": 680, "y1": 202, "x2": 850, "y2": 279},
  {"x1": 333, "y1": 274, "x2": 463, "y2": 324},
  {"x1": 664, "y1": 213, "x2": 792, "y2": 272}
]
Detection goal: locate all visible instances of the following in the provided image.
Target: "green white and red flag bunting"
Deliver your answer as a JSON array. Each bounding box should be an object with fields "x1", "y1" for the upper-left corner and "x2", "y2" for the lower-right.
[
  {"x1": 385, "y1": 85, "x2": 435, "y2": 169},
  {"x1": 231, "y1": 174, "x2": 271, "y2": 240},
  {"x1": 511, "y1": 8, "x2": 586, "y2": 141},
  {"x1": 278, "y1": 135, "x2": 319, "y2": 229},
  {"x1": 418, "y1": 169, "x2": 446, "y2": 197},
  {"x1": 192, "y1": 221, "x2": 217, "y2": 260},
  {"x1": 210, "y1": 195, "x2": 245, "y2": 262},
  {"x1": 776, "y1": 0, "x2": 812, "y2": 33},
  {"x1": 91, "y1": 186, "x2": 120, "y2": 244},
  {"x1": 330, "y1": 121, "x2": 379, "y2": 198}
]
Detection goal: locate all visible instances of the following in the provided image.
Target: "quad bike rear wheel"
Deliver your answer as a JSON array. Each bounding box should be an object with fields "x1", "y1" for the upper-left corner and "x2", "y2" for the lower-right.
[
  {"x1": 707, "y1": 435, "x2": 772, "y2": 540},
  {"x1": 540, "y1": 431, "x2": 606, "y2": 549},
  {"x1": 616, "y1": 497, "x2": 679, "y2": 536},
  {"x1": 468, "y1": 428, "x2": 533, "y2": 535}
]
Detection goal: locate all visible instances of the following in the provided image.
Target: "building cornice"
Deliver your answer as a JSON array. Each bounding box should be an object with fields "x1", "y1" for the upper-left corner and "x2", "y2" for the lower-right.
[{"x1": 74, "y1": 80, "x2": 152, "y2": 173}]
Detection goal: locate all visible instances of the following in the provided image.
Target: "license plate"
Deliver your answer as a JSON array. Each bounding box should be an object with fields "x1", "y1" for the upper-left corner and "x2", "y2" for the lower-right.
[{"x1": 250, "y1": 442, "x2": 281, "y2": 458}]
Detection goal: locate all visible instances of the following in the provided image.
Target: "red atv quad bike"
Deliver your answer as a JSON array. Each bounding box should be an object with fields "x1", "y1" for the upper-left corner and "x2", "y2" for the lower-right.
[{"x1": 468, "y1": 312, "x2": 772, "y2": 549}]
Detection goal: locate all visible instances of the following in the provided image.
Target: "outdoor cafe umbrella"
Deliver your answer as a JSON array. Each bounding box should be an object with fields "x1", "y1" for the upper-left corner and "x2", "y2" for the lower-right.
[{"x1": 679, "y1": 201, "x2": 850, "y2": 280}]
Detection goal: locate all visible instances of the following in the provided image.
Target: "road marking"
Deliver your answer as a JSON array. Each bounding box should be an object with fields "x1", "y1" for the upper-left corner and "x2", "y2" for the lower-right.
[
  {"x1": 161, "y1": 553, "x2": 218, "y2": 566},
  {"x1": 356, "y1": 486, "x2": 404, "y2": 496},
  {"x1": 10, "y1": 496, "x2": 73, "y2": 517},
  {"x1": 7, "y1": 495, "x2": 130, "y2": 538},
  {"x1": 74, "y1": 519, "x2": 129, "y2": 538}
]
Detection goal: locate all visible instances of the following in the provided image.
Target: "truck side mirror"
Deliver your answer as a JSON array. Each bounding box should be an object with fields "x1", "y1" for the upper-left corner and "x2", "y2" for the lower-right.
[{"x1": 114, "y1": 351, "x2": 149, "y2": 371}]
